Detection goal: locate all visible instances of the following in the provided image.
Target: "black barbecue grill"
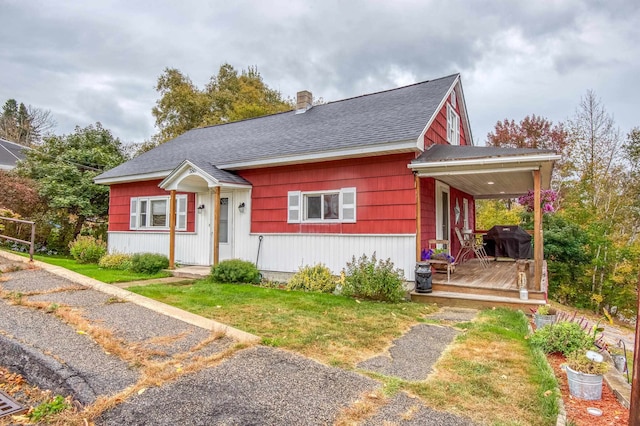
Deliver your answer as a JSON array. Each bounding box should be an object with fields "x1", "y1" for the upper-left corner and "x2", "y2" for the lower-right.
[{"x1": 483, "y1": 225, "x2": 532, "y2": 259}]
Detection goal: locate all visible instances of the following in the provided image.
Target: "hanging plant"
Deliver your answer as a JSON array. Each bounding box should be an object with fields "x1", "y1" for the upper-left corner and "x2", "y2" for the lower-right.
[{"x1": 517, "y1": 189, "x2": 558, "y2": 214}]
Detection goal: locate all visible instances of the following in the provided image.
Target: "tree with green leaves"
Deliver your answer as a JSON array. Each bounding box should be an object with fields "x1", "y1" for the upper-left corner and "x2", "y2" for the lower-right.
[
  {"x1": 151, "y1": 63, "x2": 292, "y2": 144},
  {"x1": 17, "y1": 123, "x2": 127, "y2": 245},
  {"x1": 485, "y1": 94, "x2": 640, "y2": 316},
  {"x1": 0, "y1": 99, "x2": 56, "y2": 146}
]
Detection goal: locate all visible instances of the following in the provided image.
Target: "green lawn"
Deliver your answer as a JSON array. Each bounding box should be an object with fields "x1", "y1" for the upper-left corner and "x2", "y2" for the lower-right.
[
  {"x1": 129, "y1": 280, "x2": 434, "y2": 367},
  {"x1": 129, "y1": 282, "x2": 558, "y2": 425},
  {"x1": 403, "y1": 308, "x2": 558, "y2": 425},
  {"x1": 4, "y1": 250, "x2": 170, "y2": 283}
]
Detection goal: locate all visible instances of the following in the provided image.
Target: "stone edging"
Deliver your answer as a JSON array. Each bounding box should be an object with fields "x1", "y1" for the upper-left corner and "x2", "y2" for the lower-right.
[{"x1": 0, "y1": 251, "x2": 260, "y2": 344}]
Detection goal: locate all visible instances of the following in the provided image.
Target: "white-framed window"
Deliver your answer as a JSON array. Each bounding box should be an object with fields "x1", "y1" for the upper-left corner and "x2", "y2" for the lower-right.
[
  {"x1": 287, "y1": 187, "x2": 356, "y2": 224},
  {"x1": 451, "y1": 90, "x2": 457, "y2": 108},
  {"x1": 447, "y1": 103, "x2": 460, "y2": 145},
  {"x1": 129, "y1": 195, "x2": 187, "y2": 231}
]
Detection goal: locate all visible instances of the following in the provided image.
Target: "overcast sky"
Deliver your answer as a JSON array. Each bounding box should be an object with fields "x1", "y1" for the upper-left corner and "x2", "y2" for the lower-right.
[{"x1": 1, "y1": 0, "x2": 638, "y2": 146}]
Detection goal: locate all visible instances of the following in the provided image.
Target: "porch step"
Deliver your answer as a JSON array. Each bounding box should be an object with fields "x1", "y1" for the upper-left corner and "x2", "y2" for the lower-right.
[
  {"x1": 411, "y1": 290, "x2": 546, "y2": 312},
  {"x1": 431, "y1": 282, "x2": 546, "y2": 300},
  {"x1": 168, "y1": 265, "x2": 210, "y2": 279}
]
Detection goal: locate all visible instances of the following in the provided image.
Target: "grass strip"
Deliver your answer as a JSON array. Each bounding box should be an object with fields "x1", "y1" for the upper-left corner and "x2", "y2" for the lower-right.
[
  {"x1": 128, "y1": 279, "x2": 435, "y2": 367},
  {"x1": 2, "y1": 250, "x2": 170, "y2": 283}
]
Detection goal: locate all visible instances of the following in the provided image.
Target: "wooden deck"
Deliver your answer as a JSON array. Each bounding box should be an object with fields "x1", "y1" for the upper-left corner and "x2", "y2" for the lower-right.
[{"x1": 411, "y1": 258, "x2": 547, "y2": 311}]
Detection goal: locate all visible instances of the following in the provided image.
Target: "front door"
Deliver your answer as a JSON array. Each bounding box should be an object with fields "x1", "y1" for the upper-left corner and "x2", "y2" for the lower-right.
[
  {"x1": 218, "y1": 192, "x2": 233, "y2": 261},
  {"x1": 435, "y1": 181, "x2": 450, "y2": 242}
]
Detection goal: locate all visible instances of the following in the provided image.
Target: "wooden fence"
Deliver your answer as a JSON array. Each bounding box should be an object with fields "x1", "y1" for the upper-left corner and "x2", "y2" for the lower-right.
[{"x1": 0, "y1": 216, "x2": 35, "y2": 261}]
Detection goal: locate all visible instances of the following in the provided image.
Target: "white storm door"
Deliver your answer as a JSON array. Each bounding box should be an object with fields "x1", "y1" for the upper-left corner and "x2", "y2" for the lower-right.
[
  {"x1": 435, "y1": 181, "x2": 450, "y2": 243},
  {"x1": 219, "y1": 192, "x2": 233, "y2": 260}
]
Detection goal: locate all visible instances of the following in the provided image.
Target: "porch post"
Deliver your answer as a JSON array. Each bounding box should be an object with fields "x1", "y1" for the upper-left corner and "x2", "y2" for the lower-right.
[
  {"x1": 213, "y1": 186, "x2": 221, "y2": 266},
  {"x1": 415, "y1": 174, "x2": 421, "y2": 261},
  {"x1": 169, "y1": 190, "x2": 176, "y2": 269},
  {"x1": 533, "y1": 170, "x2": 543, "y2": 291}
]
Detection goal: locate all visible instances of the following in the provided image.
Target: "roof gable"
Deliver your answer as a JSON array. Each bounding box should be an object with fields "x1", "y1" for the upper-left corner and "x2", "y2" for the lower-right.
[
  {"x1": 96, "y1": 74, "x2": 461, "y2": 183},
  {"x1": 0, "y1": 138, "x2": 29, "y2": 170}
]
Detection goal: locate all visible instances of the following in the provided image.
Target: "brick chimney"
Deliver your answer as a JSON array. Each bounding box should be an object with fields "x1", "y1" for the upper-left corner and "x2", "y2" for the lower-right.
[{"x1": 296, "y1": 90, "x2": 313, "y2": 114}]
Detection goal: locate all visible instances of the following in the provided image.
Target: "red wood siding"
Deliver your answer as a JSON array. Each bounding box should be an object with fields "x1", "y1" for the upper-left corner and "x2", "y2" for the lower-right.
[
  {"x1": 419, "y1": 178, "x2": 436, "y2": 247},
  {"x1": 449, "y1": 187, "x2": 475, "y2": 255},
  {"x1": 108, "y1": 180, "x2": 195, "y2": 232},
  {"x1": 423, "y1": 87, "x2": 468, "y2": 148},
  {"x1": 418, "y1": 178, "x2": 475, "y2": 258},
  {"x1": 238, "y1": 154, "x2": 417, "y2": 234}
]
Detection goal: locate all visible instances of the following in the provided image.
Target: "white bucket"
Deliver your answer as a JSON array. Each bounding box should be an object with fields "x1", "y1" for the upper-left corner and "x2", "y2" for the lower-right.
[{"x1": 519, "y1": 289, "x2": 528, "y2": 300}]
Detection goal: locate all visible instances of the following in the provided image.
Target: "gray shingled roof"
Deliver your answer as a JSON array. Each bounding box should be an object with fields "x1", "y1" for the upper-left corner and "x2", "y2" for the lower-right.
[
  {"x1": 185, "y1": 158, "x2": 251, "y2": 185},
  {"x1": 97, "y1": 74, "x2": 458, "y2": 181},
  {"x1": 413, "y1": 144, "x2": 556, "y2": 163},
  {"x1": 0, "y1": 138, "x2": 29, "y2": 170}
]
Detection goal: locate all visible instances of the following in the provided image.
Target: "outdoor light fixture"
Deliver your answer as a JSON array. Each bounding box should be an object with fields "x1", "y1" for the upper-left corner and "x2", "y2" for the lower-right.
[
  {"x1": 238, "y1": 202, "x2": 245, "y2": 213},
  {"x1": 197, "y1": 204, "x2": 205, "y2": 210},
  {"x1": 487, "y1": 181, "x2": 495, "y2": 185}
]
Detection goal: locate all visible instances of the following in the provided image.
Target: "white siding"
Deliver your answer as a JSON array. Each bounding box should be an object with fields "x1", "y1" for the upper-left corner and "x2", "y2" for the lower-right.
[{"x1": 236, "y1": 233, "x2": 417, "y2": 280}]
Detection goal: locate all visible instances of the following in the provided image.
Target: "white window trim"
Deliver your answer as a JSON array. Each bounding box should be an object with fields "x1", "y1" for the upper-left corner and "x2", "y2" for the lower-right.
[
  {"x1": 447, "y1": 104, "x2": 460, "y2": 146},
  {"x1": 288, "y1": 187, "x2": 357, "y2": 224},
  {"x1": 129, "y1": 195, "x2": 188, "y2": 231}
]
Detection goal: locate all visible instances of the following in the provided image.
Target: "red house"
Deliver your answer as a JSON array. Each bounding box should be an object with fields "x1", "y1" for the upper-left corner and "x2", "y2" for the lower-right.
[{"x1": 95, "y1": 74, "x2": 558, "y2": 303}]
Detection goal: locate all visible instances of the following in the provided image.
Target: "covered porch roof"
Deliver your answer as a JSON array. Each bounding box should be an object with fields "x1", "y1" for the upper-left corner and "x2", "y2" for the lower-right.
[
  {"x1": 408, "y1": 145, "x2": 561, "y2": 199},
  {"x1": 159, "y1": 158, "x2": 252, "y2": 192}
]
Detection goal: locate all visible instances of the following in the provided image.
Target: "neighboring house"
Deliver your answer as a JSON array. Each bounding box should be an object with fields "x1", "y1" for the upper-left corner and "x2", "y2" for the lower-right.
[
  {"x1": 95, "y1": 74, "x2": 559, "y2": 289},
  {"x1": 0, "y1": 138, "x2": 28, "y2": 170}
]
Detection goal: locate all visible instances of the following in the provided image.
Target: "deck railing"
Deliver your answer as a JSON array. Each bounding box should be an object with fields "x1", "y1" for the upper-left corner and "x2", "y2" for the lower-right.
[{"x1": 0, "y1": 216, "x2": 35, "y2": 261}]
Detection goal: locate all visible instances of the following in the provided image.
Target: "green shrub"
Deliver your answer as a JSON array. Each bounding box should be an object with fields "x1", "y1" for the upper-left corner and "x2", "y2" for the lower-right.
[
  {"x1": 98, "y1": 253, "x2": 133, "y2": 270},
  {"x1": 68, "y1": 235, "x2": 107, "y2": 264},
  {"x1": 287, "y1": 264, "x2": 336, "y2": 293},
  {"x1": 130, "y1": 253, "x2": 169, "y2": 274},
  {"x1": 529, "y1": 321, "x2": 593, "y2": 355},
  {"x1": 210, "y1": 259, "x2": 260, "y2": 283},
  {"x1": 341, "y1": 253, "x2": 406, "y2": 303}
]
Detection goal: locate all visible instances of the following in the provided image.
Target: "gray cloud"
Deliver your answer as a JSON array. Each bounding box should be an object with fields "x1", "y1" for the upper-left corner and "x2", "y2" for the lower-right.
[{"x1": 1, "y1": 0, "x2": 638, "y2": 146}]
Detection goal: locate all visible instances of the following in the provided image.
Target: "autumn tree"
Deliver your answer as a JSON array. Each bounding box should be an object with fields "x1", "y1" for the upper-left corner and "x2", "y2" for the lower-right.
[
  {"x1": 560, "y1": 91, "x2": 638, "y2": 314},
  {"x1": 151, "y1": 64, "x2": 292, "y2": 144},
  {"x1": 623, "y1": 127, "x2": 640, "y2": 242},
  {"x1": 0, "y1": 99, "x2": 56, "y2": 146},
  {"x1": 0, "y1": 171, "x2": 47, "y2": 217},
  {"x1": 487, "y1": 114, "x2": 568, "y2": 151},
  {"x1": 487, "y1": 114, "x2": 570, "y2": 188},
  {"x1": 17, "y1": 123, "x2": 127, "y2": 246},
  {"x1": 484, "y1": 96, "x2": 639, "y2": 316}
]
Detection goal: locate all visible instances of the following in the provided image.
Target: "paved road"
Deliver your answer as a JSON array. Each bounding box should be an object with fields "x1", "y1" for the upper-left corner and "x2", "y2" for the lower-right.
[{"x1": 0, "y1": 253, "x2": 475, "y2": 425}]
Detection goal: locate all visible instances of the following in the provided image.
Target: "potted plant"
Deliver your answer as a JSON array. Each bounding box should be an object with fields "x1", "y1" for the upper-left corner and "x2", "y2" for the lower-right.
[
  {"x1": 564, "y1": 351, "x2": 609, "y2": 400},
  {"x1": 421, "y1": 248, "x2": 455, "y2": 273},
  {"x1": 533, "y1": 304, "x2": 557, "y2": 329}
]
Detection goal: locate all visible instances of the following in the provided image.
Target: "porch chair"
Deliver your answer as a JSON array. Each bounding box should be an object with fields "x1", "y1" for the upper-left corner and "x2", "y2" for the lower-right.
[
  {"x1": 425, "y1": 239, "x2": 452, "y2": 283},
  {"x1": 454, "y1": 227, "x2": 490, "y2": 269}
]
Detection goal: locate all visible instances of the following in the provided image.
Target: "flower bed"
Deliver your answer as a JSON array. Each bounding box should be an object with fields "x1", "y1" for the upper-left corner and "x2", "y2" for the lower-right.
[{"x1": 547, "y1": 353, "x2": 628, "y2": 425}]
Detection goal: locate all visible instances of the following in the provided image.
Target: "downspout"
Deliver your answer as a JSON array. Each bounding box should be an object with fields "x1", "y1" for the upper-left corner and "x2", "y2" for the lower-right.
[
  {"x1": 415, "y1": 173, "x2": 422, "y2": 261},
  {"x1": 213, "y1": 186, "x2": 221, "y2": 266}
]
